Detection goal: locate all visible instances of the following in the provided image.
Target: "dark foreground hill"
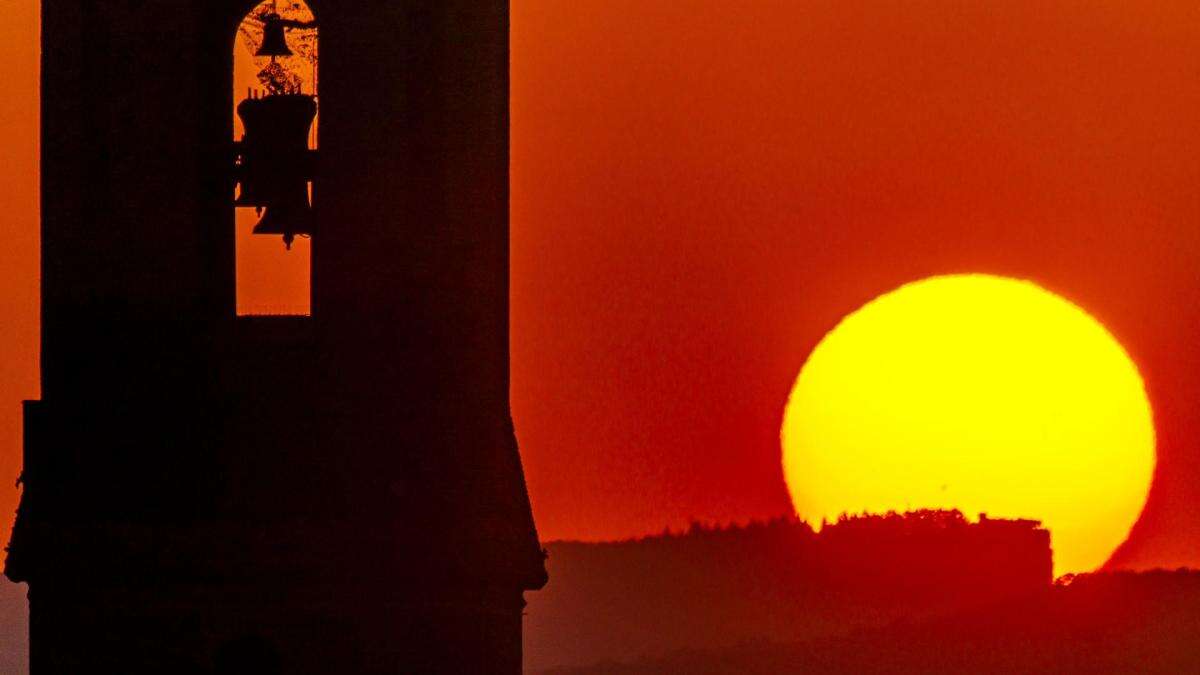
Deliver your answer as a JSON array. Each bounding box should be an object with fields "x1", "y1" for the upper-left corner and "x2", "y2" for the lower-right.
[
  {"x1": 0, "y1": 580, "x2": 26, "y2": 673},
  {"x1": 540, "y1": 569, "x2": 1200, "y2": 674},
  {"x1": 525, "y1": 510, "x2": 1053, "y2": 671}
]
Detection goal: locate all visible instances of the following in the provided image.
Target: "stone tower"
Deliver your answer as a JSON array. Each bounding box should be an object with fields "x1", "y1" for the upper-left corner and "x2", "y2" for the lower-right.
[{"x1": 5, "y1": 2, "x2": 547, "y2": 672}]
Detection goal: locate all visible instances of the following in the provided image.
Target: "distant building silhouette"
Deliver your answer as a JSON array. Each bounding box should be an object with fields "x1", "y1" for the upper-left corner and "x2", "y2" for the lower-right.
[{"x1": 5, "y1": 2, "x2": 546, "y2": 673}]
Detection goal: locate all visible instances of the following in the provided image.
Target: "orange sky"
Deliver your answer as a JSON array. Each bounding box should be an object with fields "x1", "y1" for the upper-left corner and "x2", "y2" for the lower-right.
[
  {"x1": 0, "y1": 2, "x2": 40, "y2": 557},
  {"x1": 4, "y1": 1, "x2": 1200, "y2": 571}
]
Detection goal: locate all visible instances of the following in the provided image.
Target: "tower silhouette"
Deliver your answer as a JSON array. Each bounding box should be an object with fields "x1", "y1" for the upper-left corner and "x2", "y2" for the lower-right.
[{"x1": 5, "y1": 2, "x2": 547, "y2": 673}]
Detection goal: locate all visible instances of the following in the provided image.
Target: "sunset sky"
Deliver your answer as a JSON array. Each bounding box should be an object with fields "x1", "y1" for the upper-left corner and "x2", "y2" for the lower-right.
[{"x1": 4, "y1": 0, "x2": 1200, "y2": 576}]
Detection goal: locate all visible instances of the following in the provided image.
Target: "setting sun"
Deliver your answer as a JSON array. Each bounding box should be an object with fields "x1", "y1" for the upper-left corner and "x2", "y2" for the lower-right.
[{"x1": 781, "y1": 274, "x2": 1155, "y2": 575}]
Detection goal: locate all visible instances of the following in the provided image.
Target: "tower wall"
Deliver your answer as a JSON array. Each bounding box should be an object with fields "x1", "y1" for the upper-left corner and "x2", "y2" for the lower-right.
[{"x1": 9, "y1": 2, "x2": 546, "y2": 672}]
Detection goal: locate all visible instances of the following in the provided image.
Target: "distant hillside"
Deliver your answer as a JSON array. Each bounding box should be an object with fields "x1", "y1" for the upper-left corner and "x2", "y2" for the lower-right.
[
  {"x1": 540, "y1": 569, "x2": 1200, "y2": 675},
  {"x1": 0, "y1": 581, "x2": 26, "y2": 674},
  {"x1": 525, "y1": 510, "x2": 1051, "y2": 672}
]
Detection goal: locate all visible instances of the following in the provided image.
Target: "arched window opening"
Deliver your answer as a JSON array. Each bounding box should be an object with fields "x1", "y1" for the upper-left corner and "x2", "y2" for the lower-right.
[{"x1": 233, "y1": 1, "x2": 318, "y2": 316}]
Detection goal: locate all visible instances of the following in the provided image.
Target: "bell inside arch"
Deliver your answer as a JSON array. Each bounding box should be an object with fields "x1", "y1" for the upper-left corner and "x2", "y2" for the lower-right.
[
  {"x1": 234, "y1": 94, "x2": 317, "y2": 249},
  {"x1": 256, "y1": 15, "x2": 294, "y2": 58}
]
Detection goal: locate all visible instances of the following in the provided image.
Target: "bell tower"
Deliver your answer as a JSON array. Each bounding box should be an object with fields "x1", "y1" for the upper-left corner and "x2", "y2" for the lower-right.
[{"x1": 6, "y1": 1, "x2": 547, "y2": 673}]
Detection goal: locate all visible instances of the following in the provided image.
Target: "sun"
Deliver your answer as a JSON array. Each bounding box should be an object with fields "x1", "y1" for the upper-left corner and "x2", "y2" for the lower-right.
[{"x1": 781, "y1": 274, "x2": 1155, "y2": 575}]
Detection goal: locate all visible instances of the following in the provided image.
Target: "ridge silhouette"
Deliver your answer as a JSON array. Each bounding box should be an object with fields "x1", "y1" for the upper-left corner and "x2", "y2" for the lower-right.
[
  {"x1": 526, "y1": 509, "x2": 1051, "y2": 671},
  {"x1": 538, "y1": 568, "x2": 1200, "y2": 674}
]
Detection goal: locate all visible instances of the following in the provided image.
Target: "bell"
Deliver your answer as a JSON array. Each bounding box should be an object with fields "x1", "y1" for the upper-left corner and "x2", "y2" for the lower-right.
[
  {"x1": 234, "y1": 94, "x2": 317, "y2": 248},
  {"x1": 256, "y1": 15, "x2": 293, "y2": 58}
]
